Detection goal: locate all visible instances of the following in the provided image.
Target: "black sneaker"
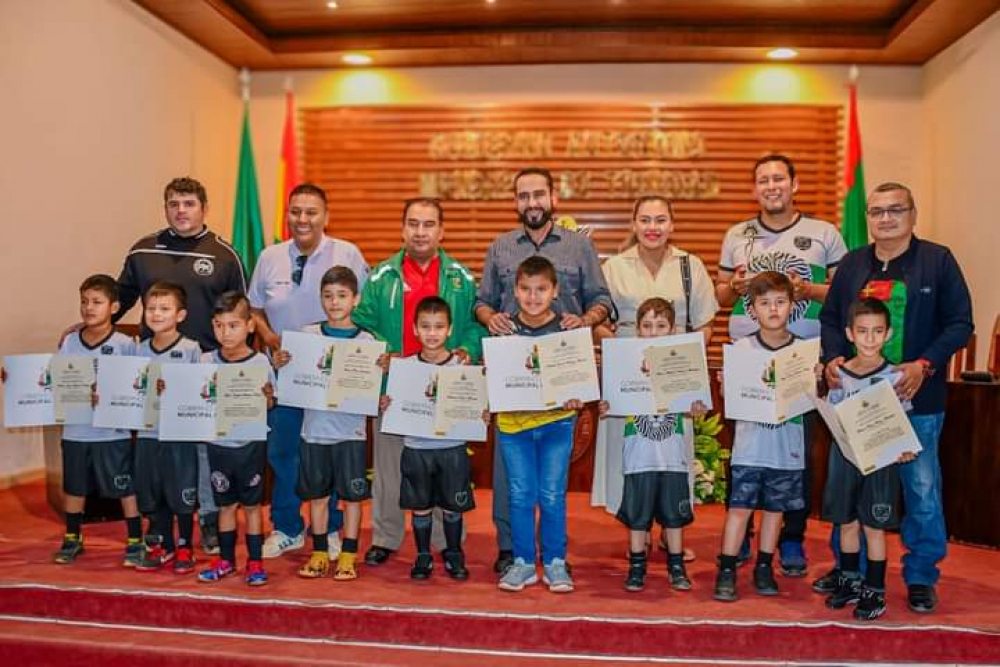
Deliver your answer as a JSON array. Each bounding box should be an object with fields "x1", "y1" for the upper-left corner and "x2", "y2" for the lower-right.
[
  {"x1": 410, "y1": 553, "x2": 433, "y2": 580},
  {"x1": 907, "y1": 584, "x2": 937, "y2": 614},
  {"x1": 364, "y1": 545, "x2": 395, "y2": 566},
  {"x1": 668, "y1": 562, "x2": 692, "y2": 591},
  {"x1": 753, "y1": 564, "x2": 779, "y2": 596},
  {"x1": 624, "y1": 559, "x2": 646, "y2": 592},
  {"x1": 825, "y1": 573, "x2": 862, "y2": 609},
  {"x1": 713, "y1": 567, "x2": 738, "y2": 602},
  {"x1": 493, "y1": 549, "x2": 514, "y2": 574},
  {"x1": 812, "y1": 567, "x2": 841, "y2": 594},
  {"x1": 53, "y1": 536, "x2": 84, "y2": 564},
  {"x1": 854, "y1": 585, "x2": 887, "y2": 621},
  {"x1": 443, "y1": 550, "x2": 469, "y2": 580}
]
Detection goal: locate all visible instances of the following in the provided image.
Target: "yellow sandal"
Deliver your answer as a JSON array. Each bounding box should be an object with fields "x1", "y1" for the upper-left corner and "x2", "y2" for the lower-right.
[
  {"x1": 333, "y1": 552, "x2": 357, "y2": 580},
  {"x1": 298, "y1": 551, "x2": 330, "y2": 579}
]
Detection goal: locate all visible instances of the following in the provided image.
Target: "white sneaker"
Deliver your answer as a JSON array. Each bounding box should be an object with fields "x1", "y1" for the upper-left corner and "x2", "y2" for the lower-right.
[
  {"x1": 327, "y1": 531, "x2": 342, "y2": 559},
  {"x1": 262, "y1": 530, "x2": 305, "y2": 559}
]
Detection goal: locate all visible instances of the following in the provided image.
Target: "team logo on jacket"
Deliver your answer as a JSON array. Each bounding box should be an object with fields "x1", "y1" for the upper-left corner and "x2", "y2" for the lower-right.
[{"x1": 193, "y1": 258, "x2": 215, "y2": 276}]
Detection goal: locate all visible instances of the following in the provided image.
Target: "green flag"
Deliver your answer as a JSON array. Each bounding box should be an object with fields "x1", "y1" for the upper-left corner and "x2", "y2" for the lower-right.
[
  {"x1": 842, "y1": 83, "x2": 868, "y2": 250},
  {"x1": 232, "y1": 102, "x2": 265, "y2": 275}
]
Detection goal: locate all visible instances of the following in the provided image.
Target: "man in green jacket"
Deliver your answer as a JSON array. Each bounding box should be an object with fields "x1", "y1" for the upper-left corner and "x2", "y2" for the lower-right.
[{"x1": 353, "y1": 198, "x2": 485, "y2": 565}]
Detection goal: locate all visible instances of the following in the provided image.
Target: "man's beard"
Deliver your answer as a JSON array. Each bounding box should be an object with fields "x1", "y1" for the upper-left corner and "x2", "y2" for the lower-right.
[{"x1": 519, "y1": 206, "x2": 553, "y2": 230}]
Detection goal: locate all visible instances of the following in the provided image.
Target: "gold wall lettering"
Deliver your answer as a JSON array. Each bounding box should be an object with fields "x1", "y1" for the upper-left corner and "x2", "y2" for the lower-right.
[{"x1": 426, "y1": 130, "x2": 705, "y2": 161}]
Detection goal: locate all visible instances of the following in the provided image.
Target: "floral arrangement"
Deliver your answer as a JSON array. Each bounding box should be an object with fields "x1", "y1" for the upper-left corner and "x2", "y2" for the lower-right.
[{"x1": 693, "y1": 412, "x2": 729, "y2": 504}]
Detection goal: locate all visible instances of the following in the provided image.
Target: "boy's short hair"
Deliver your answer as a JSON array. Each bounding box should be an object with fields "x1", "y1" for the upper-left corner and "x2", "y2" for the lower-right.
[
  {"x1": 515, "y1": 255, "x2": 557, "y2": 286},
  {"x1": 289, "y1": 182, "x2": 327, "y2": 206},
  {"x1": 163, "y1": 177, "x2": 207, "y2": 207},
  {"x1": 144, "y1": 281, "x2": 188, "y2": 311},
  {"x1": 746, "y1": 271, "x2": 794, "y2": 304},
  {"x1": 320, "y1": 266, "x2": 359, "y2": 295},
  {"x1": 636, "y1": 297, "x2": 676, "y2": 328},
  {"x1": 212, "y1": 291, "x2": 251, "y2": 319},
  {"x1": 847, "y1": 297, "x2": 891, "y2": 328},
  {"x1": 414, "y1": 295, "x2": 451, "y2": 325},
  {"x1": 80, "y1": 274, "x2": 120, "y2": 303}
]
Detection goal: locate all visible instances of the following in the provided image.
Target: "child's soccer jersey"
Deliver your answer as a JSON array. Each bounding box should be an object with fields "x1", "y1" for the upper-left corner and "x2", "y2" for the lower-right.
[
  {"x1": 404, "y1": 352, "x2": 465, "y2": 451},
  {"x1": 60, "y1": 329, "x2": 135, "y2": 442},
  {"x1": 137, "y1": 335, "x2": 202, "y2": 439},
  {"x1": 828, "y1": 361, "x2": 911, "y2": 411},
  {"x1": 200, "y1": 350, "x2": 275, "y2": 448},
  {"x1": 621, "y1": 414, "x2": 690, "y2": 475},
  {"x1": 300, "y1": 323, "x2": 371, "y2": 445}
]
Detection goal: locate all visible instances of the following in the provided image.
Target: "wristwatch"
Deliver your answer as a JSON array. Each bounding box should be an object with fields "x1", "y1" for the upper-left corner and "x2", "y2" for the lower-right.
[{"x1": 916, "y1": 358, "x2": 935, "y2": 378}]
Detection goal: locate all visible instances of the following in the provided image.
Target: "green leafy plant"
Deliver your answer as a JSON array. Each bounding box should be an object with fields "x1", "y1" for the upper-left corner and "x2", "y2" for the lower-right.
[{"x1": 693, "y1": 412, "x2": 729, "y2": 504}]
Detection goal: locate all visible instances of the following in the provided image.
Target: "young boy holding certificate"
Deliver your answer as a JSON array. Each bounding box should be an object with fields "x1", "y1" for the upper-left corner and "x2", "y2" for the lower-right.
[
  {"x1": 598, "y1": 298, "x2": 706, "y2": 593},
  {"x1": 196, "y1": 293, "x2": 276, "y2": 586},
  {"x1": 133, "y1": 282, "x2": 203, "y2": 574},
  {"x1": 714, "y1": 272, "x2": 806, "y2": 602},
  {"x1": 822, "y1": 298, "x2": 915, "y2": 620},
  {"x1": 273, "y1": 266, "x2": 374, "y2": 581},
  {"x1": 496, "y1": 257, "x2": 585, "y2": 594},
  {"x1": 380, "y1": 296, "x2": 480, "y2": 581},
  {"x1": 54, "y1": 275, "x2": 142, "y2": 566}
]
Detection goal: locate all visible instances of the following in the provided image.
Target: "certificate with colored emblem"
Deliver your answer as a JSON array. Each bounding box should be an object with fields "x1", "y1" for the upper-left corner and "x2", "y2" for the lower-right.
[
  {"x1": 381, "y1": 358, "x2": 487, "y2": 441},
  {"x1": 92, "y1": 356, "x2": 151, "y2": 430},
  {"x1": 325, "y1": 339, "x2": 385, "y2": 416},
  {"x1": 216, "y1": 365, "x2": 269, "y2": 439},
  {"x1": 158, "y1": 364, "x2": 218, "y2": 441},
  {"x1": 602, "y1": 333, "x2": 712, "y2": 416},
  {"x1": 275, "y1": 330, "x2": 334, "y2": 411},
  {"x1": 3, "y1": 354, "x2": 56, "y2": 427},
  {"x1": 50, "y1": 355, "x2": 96, "y2": 425},
  {"x1": 723, "y1": 338, "x2": 820, "y2": 424},
  {"x1": 433, "y1": 365, "x2": 488, "y2": 439}
]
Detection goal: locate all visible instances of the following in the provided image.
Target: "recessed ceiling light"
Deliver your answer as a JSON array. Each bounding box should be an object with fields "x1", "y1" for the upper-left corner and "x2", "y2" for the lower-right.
[
  {"x1": 767, "y1": 48, "x2": 798, "y2": 60},
  {"x1": 342, "y1": 53, "x2": 372, "y2": 66},
  {"x1": 326, "y1": 1, "x2": 338, "y2": 8}
]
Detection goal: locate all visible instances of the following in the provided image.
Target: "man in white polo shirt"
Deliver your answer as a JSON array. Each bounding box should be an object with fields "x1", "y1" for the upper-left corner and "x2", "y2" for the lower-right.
[{"x1": 249, "y1": 183, "x2": 369, "y2": 559}]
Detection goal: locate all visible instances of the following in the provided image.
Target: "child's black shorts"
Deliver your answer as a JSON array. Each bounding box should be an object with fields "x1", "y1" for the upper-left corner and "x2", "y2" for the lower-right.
[
  {"x1": 616, "y1": 470, "x2": 694, "y2": 531},
  {"x1": 61, "y1": 438, "x2": 134, "y2": 499},
  {"x1": 822, "y1": 445, "x2": 901, "y2": 530},
  {"x1": 296, "y1": 439, "x2": 371, "y2": 502},
  {"x1": 206, "y1": 441, "x2": 266, "y2": 507},
  {"x1": 399, "y1": 445, "x2": 474, "y2": 513},
  {"x1": 134, "y1": 438, "x2": 199, "y2": 515},
  {"x1": 729, "y1": 465, "x2": 805, "y2": 513}
]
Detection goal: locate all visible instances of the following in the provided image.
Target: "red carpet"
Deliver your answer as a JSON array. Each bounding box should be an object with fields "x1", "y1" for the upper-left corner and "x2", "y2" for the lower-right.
[{"x1": 1, "y1": 481, "x2": 998, "y2": 665}]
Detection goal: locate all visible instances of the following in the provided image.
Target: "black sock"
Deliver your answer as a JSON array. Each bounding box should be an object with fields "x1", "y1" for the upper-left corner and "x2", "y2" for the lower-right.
[
  {"x1": 865, "y1": 559, "x2": 887, "y2": 590},
  {"x1": 629, "y1": 550, "x2": 647, "y2": 564},
  {"x1": 720, "y1": 554, "x2": 738, "y2": 571},
  {"x1": 159, "y1": 510, "x2": 176, "y2": 552},
  {"x1": 176, "y1": 514, "x2": 194, "y2": 548},
  {"x1": 246, "y1": 534, "x2": 263, "y2": 562},
  {"x1": 841, "y1": 550, "x2": 861, "y2": 575},
  {"x1": 756, "y1": 550, "x2": 774, "y2": 568},
  {"x1": 66, "y1": 512, "x2": 84, "y2": 539},
  {"x1": 342, "y1": 537, "x2": 359, "y2": 554},
  {"x1": 442, "y1": 511, "x2": 463, "y2": 552},
  {"x1": 667, "y1": 552, "x2": 684, "y2": 567},
  {"x1": 312, "y1": 532, "x2": 329, "y2": 553},
  {"x1": 126, "y1": 516, "x2": 143, "y2": 543},
  {"x1": 219, "y1": 530, "x2": 237, "y2": 564},
  {"x1": 412, "y1": 513, "x2": 432, "y2": 555}
]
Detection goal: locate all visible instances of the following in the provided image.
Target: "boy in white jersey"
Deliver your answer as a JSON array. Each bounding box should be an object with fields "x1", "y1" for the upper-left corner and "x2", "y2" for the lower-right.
[
  {"x1": 195, "y1": 292, "x2": 276, "y2": 586},
  {"x1": 380, "y1": 296, "x2": 484, "y2": 581},
  {"x1": 714, "y1": 272, "x2": 807, "y2": 602},
  {"x1": 56, "y1": 275, "x2": 143, "y2": 565},
  {"x1": 598, "y1": 298, "x2": 706, "y2": 592},
  {"x1": 273, "y1": 267, "x2": 373, "y2": 581},
  {"x1": 133, "y1": 282, "x2": 203, "y2": 574},
  {"x1": 822, "y1": 298, "x2": 916, "y2": 620}
]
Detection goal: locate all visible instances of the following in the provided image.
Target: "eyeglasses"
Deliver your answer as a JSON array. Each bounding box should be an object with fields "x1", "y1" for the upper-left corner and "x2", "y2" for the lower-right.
[
  {"x1": 866, "y1": 206, "x2": 912, "y2": 219},
  {"x1": 291, "y1": 255, "x2": 307, "y2": 286}
]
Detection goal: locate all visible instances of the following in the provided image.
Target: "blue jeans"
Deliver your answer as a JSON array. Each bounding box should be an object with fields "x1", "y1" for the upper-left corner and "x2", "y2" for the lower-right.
[
  {"x1": 267, "y1": 405, "x2": 342, "y2": 536},
  {"x1": 498, "y1": 415, "x2": 576, "y2": 565},
  {"x1": 899, "y1": 412, "x2": 946, "y2": 586}
]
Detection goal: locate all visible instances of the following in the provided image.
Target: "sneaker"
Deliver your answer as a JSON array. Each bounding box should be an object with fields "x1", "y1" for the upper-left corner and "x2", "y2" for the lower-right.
[
  {"x1": 812, "y1": 567, "x2": 841, "y2": 594},
  {"x1": 713, "y1": 567, "x2": 738, "y2": 602},
  {"x1": 825, "y1": 573, "x2": 862, "y2": 609},
  {"x1": 136, "y1": 542, "x2": 176, "y2": 572},
  {"x1": 624, "y1": 558, "x2": 646, "y2": 592},
  {"x1": 493, "y1": 549, "x2": 514, "y2": 574},
  {"x1": 364, "y1": 545, "x2": 395, "y2": 566},
  {"x1": 199, "y1": 514, "x2": 219, "y2": 555},
  {"x1": 298, "y1": 551, "x2": 330, "y2": 579},
  {"x1": 543, "y1": 557, "x2": 574, "y2": 593},
  {"x1": 497, "y1": 557, "x2": 538, "y2": 592},
  {"x1": 244, "y1": 560, "x2": 268, "y2": 586},
  {"x1": 262, "y1": 530, "x2": 305, "y2": 559},
  {"x1": 410, "y1": 553, "x2": 433, "y2": 580},
  {"x1": 753, "y1": 564, "x2": 779, "y2": 596},
  {"x1": 198, "y1": 557, "x2": 236, "y2": 583},
  {"x1": 907, "y1": 584, "x2": 937, "y2": 614},
  {"x1": 173, "y1": 547, "x2": 196, "y2": 575},
  {"x1": 854, "y1": 585, "x2": 888, "y2": 621},
  {"x1": 443, "y1": 549, "x2": 469, "y2": 581},
  {"x1": 53, "y1": 536, "x2": 84, "y2": 564},
  {"x1": 122, "y1": 541, "x2": 145, "y2": 568},
  {"x1": 327, "y1": 531, "x2": 343, "y2": 559},
  {"x1": 778, "y1": 541, "x2": 808, "y2": 578},
  {"x1": 333, "y1": 552, "x2": 358, "y2": 581},
  {"x1": 668, "y1": 562, "x2": 692, "y2": 591},
  {"x1": 736, "y1": 534, "x2": 752, "y2": 567}
]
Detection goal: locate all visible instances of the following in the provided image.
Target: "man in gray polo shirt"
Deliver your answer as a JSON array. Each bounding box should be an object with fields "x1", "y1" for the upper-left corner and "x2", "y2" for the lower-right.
[{"x1": 475, "y1": 167, "x2": 613, "y2": 573}]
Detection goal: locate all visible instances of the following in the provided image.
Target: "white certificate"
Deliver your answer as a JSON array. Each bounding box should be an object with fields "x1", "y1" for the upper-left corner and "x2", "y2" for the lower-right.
[
  {"x1": 723, "y1": 338, "x2": 819, "y2": 424},
  {"x1": 433, "y1": 365, "x2": 488, "y2": 439},
  {"x1": 216, "y1": 365, "x2": 269, "y2": 439},
  {"x1": 276, "y1": 330, "x2": 333, "y2": 410},
  {"x1": 3, "y1": 354, "x2": 56, "y2": 427},
  {"x1": 325, "y1": 339, "x2": 386, "y2": 416},
  {"x1": 92, "y1": 356, "x2": 151, "y2": 430},
  {"x1": 602, "y1": 333, "x2": 712, "y2": 416},
  {"x1": 158, "y1": 364, "x2": 218, "y2": 442},
  {"x1": 483, "y1": 329, "x2": 599, "y2": 412},
  {"x1": 812, "y1": 381, "x2": 922, "y2": 475},
  {"x1": 50, "y1": 355, "x2": 96, "y2": 425},
  {"x1": 381, "y1": 358, "x2": 487, "y2": 441}
]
